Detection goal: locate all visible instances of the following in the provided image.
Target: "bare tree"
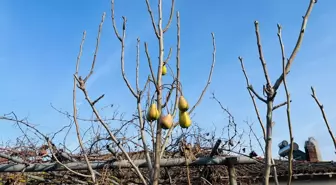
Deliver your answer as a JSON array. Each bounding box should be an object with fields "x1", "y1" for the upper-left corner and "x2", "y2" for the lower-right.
[
  {"x1": 67, "y1": 0, "x2": 217, "y2": 184},
  {"x1": 237, "y1": 0, "x2": 317, "y2": 184}
]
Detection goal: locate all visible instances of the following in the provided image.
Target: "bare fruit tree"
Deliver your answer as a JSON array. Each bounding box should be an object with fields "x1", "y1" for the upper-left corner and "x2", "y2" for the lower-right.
[
  {"x1": 237, "y1": 0, "x2": 317, "y2": 185},
  {"x1": 72, "y1": 0, "x2": 216, "y2": 184},
  {"x1": 1, "y1": 0, "x2": 331, "y2": 184}
]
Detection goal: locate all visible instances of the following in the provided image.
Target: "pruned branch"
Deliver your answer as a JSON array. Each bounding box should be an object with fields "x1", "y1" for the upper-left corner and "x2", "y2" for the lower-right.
[
  {"x1": 247, "y1": 85, "x2": 267, "y2": 103},
  {"x1": 254, "y1": 21, "x2": 272, "y2": 87},
  {"x1": 272, "y1": 100, "x2": 292, "y2": 111}
]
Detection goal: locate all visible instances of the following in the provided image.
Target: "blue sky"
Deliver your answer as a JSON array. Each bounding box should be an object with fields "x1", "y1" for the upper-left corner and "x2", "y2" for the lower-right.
[{"x1": 1, "y1": 0, "x2": 336, "y2": 161}]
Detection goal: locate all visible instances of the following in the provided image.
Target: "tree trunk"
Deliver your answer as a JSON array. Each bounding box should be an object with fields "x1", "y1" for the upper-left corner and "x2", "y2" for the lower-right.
[{"x1": 263, "y1": 101, "x2": 274, "y2": 185}]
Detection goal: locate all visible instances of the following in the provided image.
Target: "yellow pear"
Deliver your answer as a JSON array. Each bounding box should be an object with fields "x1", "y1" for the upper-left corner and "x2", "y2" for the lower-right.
[
  {"x1": 160, "y1": 114, "x2": 173, "y2": 129},
  {"x1": 178, "y1": 96, "x2": 189, "y2": 112},
  {"x1": 162, "y1": 65, "x2": 167, "y2": 76},
  {"x1": 179, "y1": 111, "x2": 192, "y2": 128},
  {"x1": 146, "y1": 104, "x2": 160, "y2": 122}
]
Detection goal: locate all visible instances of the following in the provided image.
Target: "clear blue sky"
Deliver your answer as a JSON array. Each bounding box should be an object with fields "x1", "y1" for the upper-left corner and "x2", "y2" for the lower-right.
[{"x1": 1, "y1": 0, "x2": 336, "y2": 160}]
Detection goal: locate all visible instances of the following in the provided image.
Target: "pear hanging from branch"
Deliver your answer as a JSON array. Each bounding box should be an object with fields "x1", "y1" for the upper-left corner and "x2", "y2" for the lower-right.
[
  {"x1": 146, "y1": 103, "x2": 160, "y2": 122},
  {"x1": 178, "y1": 96, "x2": 189, "y2": 112},
  {"x1": 160, "y1": 114, "x2": 173, "y2": 129}
]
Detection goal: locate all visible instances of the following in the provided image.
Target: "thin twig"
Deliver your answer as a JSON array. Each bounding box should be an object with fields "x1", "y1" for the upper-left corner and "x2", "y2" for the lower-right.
[
  {"x1": 272, "y1": 101, "x2": 291, "y2": 111},
  {"x1": 144, "y1": 42, "x2": 158, "y2": 90},
  {"x1": 189, "y1": 33, "x2": 216, "y2": 114},
  {"x1": 245, "y1": 121, "x2": 264, "y2": 154},
  {"x1": 84, "y1": 13, "x2": 105, "y2": 83},
  {"x1": 311, "y1": 87, "x2": 336, "y2": 150},
  {"x1": 144, "y1": 0, "x2": 159, "y2": 38}
]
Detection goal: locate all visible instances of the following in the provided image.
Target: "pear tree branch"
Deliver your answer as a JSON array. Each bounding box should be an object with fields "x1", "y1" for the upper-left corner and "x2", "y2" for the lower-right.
[
  {"x1": 160, "y1": 11, "x2": 216, "y2": 157},
  {"x1": 238, "y1": 57, "x2": 266, "y2": 139},
  {"x1": 135, "y1": 37, "x2": 153, "y2": 173},
  {"x1": 163, "y1": 0, "x2": 175, "y2": 33},
  {"x1": 144, "y1": 0, "x2": 159, "y2": 38},
  {"x1": 73, "y1": 29, "x2": 97, "y2": 184},
  {"x1": 273, "y1": 0, "x2": 317, "y2": 91},
  {"x1": 277, "y1": 23, "x2": 294, "y2": 185},
  {"x1": 111, "y1": 0, "x2": 138, "y2": 99},
  {"x1": 188, "y1": 32, "x2": 216, "y2": 114}
]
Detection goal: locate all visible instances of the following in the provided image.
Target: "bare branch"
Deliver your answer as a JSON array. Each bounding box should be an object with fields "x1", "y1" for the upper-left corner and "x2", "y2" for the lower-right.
[
  {"x1": 238, "y1": 57, "x2": 266, "y2": 138},
  {"x1": 160, "y1": 11, "x2": 181, "y2": 158},
  {"x1": 83, "y1": 12, "x2": 105, "y2": 83},
  {"x1": 144, "y1": 42, "x2": 158, "y2": 90},
  {"x1": 245, "y1": 121, "x2": 264, "y2": 154},
  {"x1": 272, "y1": 100, "x2": 292, "y2": 111},
  {"x1": 145, "y1": 0, "x2": 160, "y2": 38},
  {"x1": 162, "y1": 82, "x2": 176, "y2": 108},
  {"x1": 172, "y1": 11, "x2": 181, "y2": 117},
  {"x1": 134, "y1": 38, "x2": 153, "y2": 173},
  {"x1": 136, "y1": 38, "x2": 141, "y2": 92},
  {"x1": 80, "y1": 86, "x2": 148, "y2": 185},
  {"x1": 273, "y1": 0, "x2": 317, "y2": 91},
  {"x1": 247, "y1": 85, "x2": 267, "y2": 103},
  {"x1": 254, "y1": 21, "x2": 272, "y2": 87},
  {"x1": 136, "y1": 100, "x2": 153, "y2": 173},
  {"x1": 311, "y1": 86, "x2": 336, "y2": 150},
  {"x1": 277, "y1": 23, "x2": 294, "y2": 185},
  {"x1": 74, "y1": 26, "x2": 97, "y2": 183},
  {"x1": 111, "y1": 0, "x2": 122, "y2": 41},
  {"x1": 164, "y1": 47, "x2": 173, "y2": 64},
  {"x1": 111, "y1": 1, "x2": 138, "y2": 99},
  {"x1": 92, "y1": 94, "x2": 105, "y2": 106},
  {"x1": 189, "y1": 32, "x2": 216, "y2": 114},
  {"x1": 163, "y1": 0, "x2": 175, "y2": 33},
  {"x1": 152, "y1": 0, "x2": 165, "y2": 183},
  {"x1": 75, "y1": 31, "x2": 86, "y2": 74}
]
